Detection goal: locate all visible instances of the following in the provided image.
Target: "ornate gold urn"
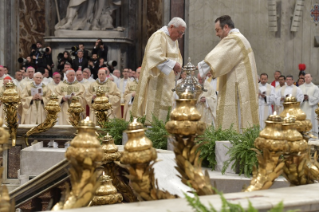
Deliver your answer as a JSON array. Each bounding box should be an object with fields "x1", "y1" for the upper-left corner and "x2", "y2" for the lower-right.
[
  {"x1": 52, "y1": 117, "x2": 103, "y2": 210},
  {"x1": 280, "y1": 96, "x2": 312, "y2": 133},
  {"x1": 91, "y1": 173, "x2": 123, "y2": 205},
  {"x1": 68, "y1": 96, "x2": 84, "y2": 127},
  {"x1": 92, "y1": 86, "x2": 112, "y2": 127},
  {"x1": 120, "y1": 119, "x2": 176, "y2": 201},
  {"x1": 25, "y1": 93, "x2": 61, "y2": 146},
  {"x1": 165, "y1": 58, "x2": 213, "y2": 195},
  {"x1": 0, "y1": 81, "x2": 20, "y2": 146}
]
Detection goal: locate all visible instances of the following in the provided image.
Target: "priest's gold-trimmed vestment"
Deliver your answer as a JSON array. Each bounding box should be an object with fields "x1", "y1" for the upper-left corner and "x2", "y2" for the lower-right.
[
  {"x1": 199, "y1": 30, "x2": 259, "y2": 132},
  {"x1": 131, "y1": 27, "x2": 183, "y2": 123},
  {"x1": 54, "y1": 80, "x2": 85, "y2": 125},
  {"x1": 84, "y1": 79, "x2": 121, "y2": 123}
]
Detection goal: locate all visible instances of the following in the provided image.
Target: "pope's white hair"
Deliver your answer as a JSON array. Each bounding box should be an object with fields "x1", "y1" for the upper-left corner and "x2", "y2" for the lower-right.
[
  {"x1": 66, "y1": 69, "x2": 75, "y2": 76},
  {"x1": 83, "y1": 68, "x2": 91, "y2": 74},
  {"x1": 34, "y1": 72, "x2": 43, "y2": 78},
  {"x1": 168, "y1": 17, "x2": 187, "y2": 28}
]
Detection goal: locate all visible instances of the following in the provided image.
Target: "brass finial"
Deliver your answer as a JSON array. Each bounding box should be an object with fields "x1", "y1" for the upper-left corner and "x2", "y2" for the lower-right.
[
  {"x1": 79, "y1": 116, "x2": 95, "y2": 127},
  {"x1": 127, "y1": 118, "x2": 143, "y2": 130}
]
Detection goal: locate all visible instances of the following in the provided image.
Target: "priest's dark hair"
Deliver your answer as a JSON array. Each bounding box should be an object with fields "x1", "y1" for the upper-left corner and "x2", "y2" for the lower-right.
[
  {"x1": 260, "y1": 73, "x2": 268, "y2": 78},
  {"x1": 286, "y1": 74, "x2": 293, "y2": 80},
  {"x1": 215, "y1": 15, "x2": 235, "y2": 29},
  {"x1": 279, "y1": 75, "x2": 286, "y2": 80}
]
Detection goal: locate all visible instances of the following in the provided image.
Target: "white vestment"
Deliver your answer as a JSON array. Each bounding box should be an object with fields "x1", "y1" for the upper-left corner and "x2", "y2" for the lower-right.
[
  {"x1": 299, "y1": 82, "x2": 319, "y2": 135},
  {"x1": 274, "y1": 85, "x2": 284, "y2": 114},
  {"x1": 275, "y1": 85, "x2": 304, "y2": 108},
  {"x1": 258, "y1": 83, "x2": 275, "y2": 129}
]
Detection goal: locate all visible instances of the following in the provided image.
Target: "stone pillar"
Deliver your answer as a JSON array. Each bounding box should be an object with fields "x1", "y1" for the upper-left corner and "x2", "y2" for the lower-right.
[{"x1": 170, "y1": 0, "x2": 185, "y2": 59}]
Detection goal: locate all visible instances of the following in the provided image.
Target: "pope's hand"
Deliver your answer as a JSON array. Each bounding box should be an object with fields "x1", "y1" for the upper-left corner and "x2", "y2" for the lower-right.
[{"x1": 173, "y1": 62, "x2": 182, "y2": 75}]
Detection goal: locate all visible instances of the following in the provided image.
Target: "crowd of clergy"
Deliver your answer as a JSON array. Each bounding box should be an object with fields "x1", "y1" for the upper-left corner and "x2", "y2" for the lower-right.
[
  {"x1": 258, "y1": 67, "x2": 319, "y2": 135},
  {"x1": 0, "y1": 60, "x2": 318, "y2": 136}
]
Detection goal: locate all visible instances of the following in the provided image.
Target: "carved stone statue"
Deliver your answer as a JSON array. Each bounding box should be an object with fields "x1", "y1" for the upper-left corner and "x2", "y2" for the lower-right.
[{"x1": 55, "y1": 0, "x2": 121, "y2": 31}]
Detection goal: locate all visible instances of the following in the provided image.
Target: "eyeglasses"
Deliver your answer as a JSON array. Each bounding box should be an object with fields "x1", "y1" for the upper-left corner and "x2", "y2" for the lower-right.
[{"x1": 177, "y1": 30, "x2": 185, "y2": 35}]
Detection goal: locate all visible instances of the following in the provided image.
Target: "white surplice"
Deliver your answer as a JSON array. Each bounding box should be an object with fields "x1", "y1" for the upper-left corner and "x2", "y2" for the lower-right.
[
  {"x1": 275, "y1": 85, "x2": 304, "y2": 109},
  {"x1": 299, "y1": 82, "x2": 319, "y2": 135},
  {"x1": 258, "y1": 83, "x2": 275, "y2": 129}
]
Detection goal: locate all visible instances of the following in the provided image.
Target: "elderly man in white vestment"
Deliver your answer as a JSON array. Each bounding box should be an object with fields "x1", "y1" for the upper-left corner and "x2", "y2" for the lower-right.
[
  {"x1": 196, "y1": 74, "x2": 217, "y2": 127},
  {"x1": 85, "y1": 68, "x2": 121, "y2": 123},
  {"x1": 48, "y1": 72, "x2": 62, "y2": 92},
  {"x1": 76, "y1": 70, "x2": 89, "y2": 89},
  {"x1": 21, "y1": 72, "x2": 51, "y2": 124},
  {"x1": 197, "y1": 15, "x2": 259, "y2": 132},
  {"x1": 299, "y1": 74, "x2": 319, "y2": 135},
  {"x1": 21, "y1": 67, "x2": 35, "y2": 88},
  {"x1": 275, "y1": 75, "x2": 304, "y2": 109},
  {"x1": 258, "y1": 73, "x2": 275, "y2": 130},
  {"x1": 54, "y1": 70, "x2": 85, "y2": 125},
  {"x1": 131, "y1": 17, "x2": 185, "y2": 124}
]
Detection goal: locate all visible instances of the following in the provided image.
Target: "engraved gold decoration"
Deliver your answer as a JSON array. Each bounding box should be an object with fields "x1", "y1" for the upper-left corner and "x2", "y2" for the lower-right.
[
  {"x1": 25, "y1": 93, "x2": 61, "y2": 146},
  {"x1": 67, "y1": 96, "x2": 84, "y2": 127},
  {"x1": 52, "y1": 117, "x2": 103, "y2": 210},
  {"x1": 92, "y1": 86, "x2": 112, "y2": 127},
  {"x1": 165, "y1": 59, "x2": 214, "y2": 196},
  {"x1": 91, "y1": 173, "x2": 123, "y2": 205},
  {"x1": 0, "y1": 118, "x2": 14, "y2": 211},
  {"x1": 120, "y1": 119, "x2": 177, "y2": 201},
  {"x1": 0, "y1": 81, "x2": 20, "y2": 146},
  {"x1": 245, "y1": 96, "x2": 319, "y2": 192},
  {"x1": 100, "y1": 133, "x2": 136, "y2": 202}
]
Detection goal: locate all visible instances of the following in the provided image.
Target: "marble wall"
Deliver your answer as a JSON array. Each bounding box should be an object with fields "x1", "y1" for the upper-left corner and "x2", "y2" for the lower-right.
[
  {"x1": 19, "y1": 0, "x2": 45, "y2": 58},
  {"x1": 186, "y1": 0, "x2": 319, "y2": 84}
]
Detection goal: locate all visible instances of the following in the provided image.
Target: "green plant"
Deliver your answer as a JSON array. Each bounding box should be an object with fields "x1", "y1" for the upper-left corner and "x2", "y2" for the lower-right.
[
  {"x1": 145, "y1": 108, "x2": 171, "y2": 150},
  {"x1": 197, "y1": 124, "x2": 241, "y2": 169},
  {"x1": 184, "y1": 188, "x2": 297, "y2": 212},
  {"x1": 100, "y1": 118, "x2": 129, "y2": 145},
  {"x1": 129, "y1": 112, "x2": 147, "y2": 126},
  {"x1": 222, "y1": 125, "x2": 260, "y2": 177}
]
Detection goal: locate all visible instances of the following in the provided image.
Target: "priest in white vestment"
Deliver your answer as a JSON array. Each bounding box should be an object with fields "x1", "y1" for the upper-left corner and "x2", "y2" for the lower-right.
[
  {"x1": 123, "y1": 68, "x2": 140, "y2": 121},
  {"x1": 198, "y1": 15, "x2": 259, "y2": 132},
  {"x1": 196, "y1": 74, "x2": 217, "y2": 127},
  {"x1": 54, "y1": 70, "x2": 85, "y2": 125},
  {"x1": 258, "y1": 73, "x2": 275, "y2": 130},
  {"x1": 274, "y1": 75, "x2": 286, "y2": 114},
  {"x1": 85, "y1": 68, "x2": 121, "y2": 123},
  {"x1": 275, "y1": 75, "x2": 304, "y2": 109},
  {"x1": 83, "y1": 68, "x2": 95, "y2": 82},
  {"x1": 118, "y1": 68, "x2": 132, "y2": 104},
  {"x1": 21, "y1": 67, "x2": 35, "y2": 88},
  {"x1": 299, "y1": 74, "x2": 319, "y2": 135},
  {"x1": 13, "y1": 71, "x2": 24, "y2": 89},
  {"x1": 131, "y1": 17, "x2": 185, "y2": 124},
  {"x1": 42, "y1": 68, "x2": 53, "y2": 85},
  {"x1": 47, "y1": 72, "x2": 62, "y2": 92},
  {"x1": 76, "y1": 70, "x2": 89, "y2": 89},
  {"x1": 21, "y1": 72, "x2": 51, "y2": 124}
]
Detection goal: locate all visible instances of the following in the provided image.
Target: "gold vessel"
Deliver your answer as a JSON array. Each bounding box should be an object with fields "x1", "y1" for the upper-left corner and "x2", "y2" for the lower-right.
[
  {"x1": 52, "y1": 117, "x2": 103, "y2": 210},
  {"x1": 92, "y1": 86, "x2": 112, "y2": 127},
  {"x1": 0, "y1": 81, "x2": 20, "y2": 146},
  {"x1": 120, "y1": 119, "x2": 177, "y2": 201},
  {"x1": 165, "y1": 58, "x2": 213, "y2": 195},
  {"x1": 25, "y1": 93, "x2": 61, "y2": 146},
  {"x1": 67, "y1": 96, "x2": 84, "y2": 127},
  {"x1": 245, "y1": 96, "x2": 319, "y2": 192},
  {"x1": 91, "y1": 173, "x2": 123, "y2": 205}
]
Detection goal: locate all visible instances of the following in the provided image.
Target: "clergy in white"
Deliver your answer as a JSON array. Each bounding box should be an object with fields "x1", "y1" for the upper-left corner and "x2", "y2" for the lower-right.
[
  {"x1": 274, "y1": 75, "x2": 286, "y2": 114},
  {"x1": 20, "y1": 67, "x2": 35, "y2": 88},
  {"x1": 118, "y1": 68, "x2": 132, "y2": 104},
  {"x1": 299, "y1": 74, "x2": 319, "y2": 135},
  {"x1": 275, "y1": 75, "x2": 303, "y2": 108},
  {"x1": 258, "y1": 73, "x2": 275, "y2": 130}
]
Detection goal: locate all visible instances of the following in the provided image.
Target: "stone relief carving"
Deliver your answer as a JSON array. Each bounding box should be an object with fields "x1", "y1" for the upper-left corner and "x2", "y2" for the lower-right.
[{"x1": 55, "y1": 0, "x2": 121, "y2": 31}]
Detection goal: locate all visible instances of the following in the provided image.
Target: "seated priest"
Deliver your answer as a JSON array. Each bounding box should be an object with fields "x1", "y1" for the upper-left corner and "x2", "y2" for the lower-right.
[
  {"x1": 196, "y1": 73, "x2": 217, "y2": 127},
  {"x1": 54, "y1": 69, "x2": 85, "y2": 125},
  {"x1": 123, "y1": 67, "x2": 140, "y2": 121},
  {"x1": 85, "y1": 68, "x2": 121, "y2": 123},
  {"x1": 21, "y1": 72, "x2": 51, "y2": 124},
  {"x1": 0, "y1": 76, "x2": 22, "y2": 123}
]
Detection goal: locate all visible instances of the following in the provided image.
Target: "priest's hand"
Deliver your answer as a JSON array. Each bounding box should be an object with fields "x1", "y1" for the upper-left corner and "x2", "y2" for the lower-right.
[
  {"x1": 92, "y1": 95, "x2": 96, "y2": 100},
  {"x1": 200, "y1": 97, "x2": 206, "y2": 102},
  {"x1": 304, "y1": 94, "x2": 309, "y2": 101},
  {"x1": 132, "y1": 92, "x2": 135, "y2": 97},
  {"x1": 173, "y1": 62, "x2": 182, "y2": 75},
  {"x1": 32, "y1": 94, "x2": 39, "y2": 100},
  {"x1": 281, "y1": 97, "x2": 285, "y2": 101}
]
